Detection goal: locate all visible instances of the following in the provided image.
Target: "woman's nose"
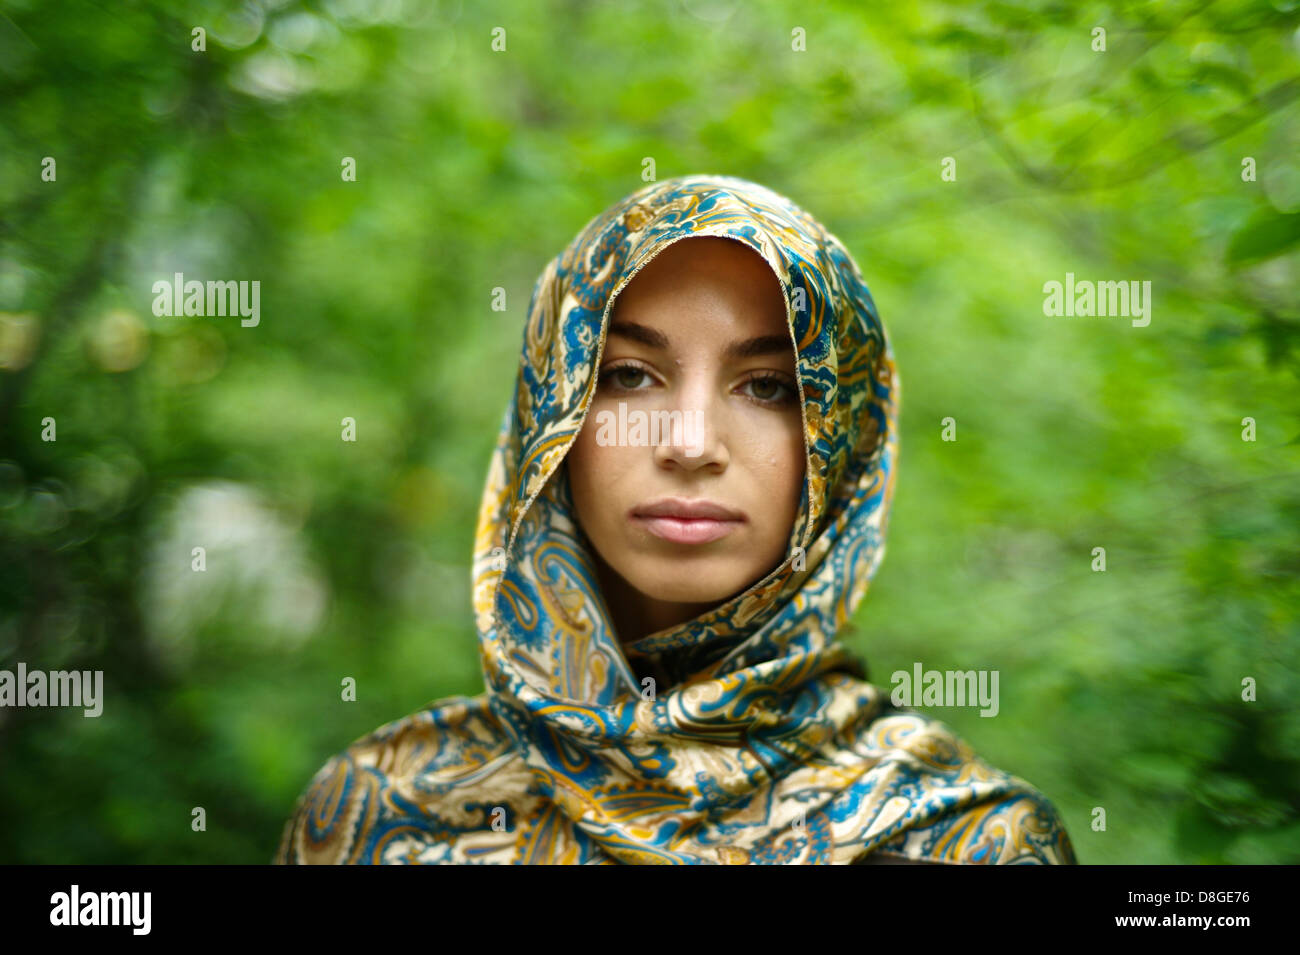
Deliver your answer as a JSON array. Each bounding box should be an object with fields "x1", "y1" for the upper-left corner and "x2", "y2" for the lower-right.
[{"x1": 652, "y1": 384, "x2": 728, "y2": 471}]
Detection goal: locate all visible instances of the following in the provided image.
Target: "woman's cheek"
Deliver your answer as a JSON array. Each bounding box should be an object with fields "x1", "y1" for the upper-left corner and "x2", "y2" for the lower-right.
[
  {"x1": 568, "y1": 429, "x2": 626, "y2": 534},
  {"x1": 742, "y1": 416, "x2": 804, "y2": 493},
  {"x1": 565, "y1": 436, "x2": 598, "y2": 528}
]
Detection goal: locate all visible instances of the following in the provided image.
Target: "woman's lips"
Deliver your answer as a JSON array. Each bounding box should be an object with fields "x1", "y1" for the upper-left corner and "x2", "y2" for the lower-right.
[
  {"x1": 634, "y1": 515, "x2": 740, "y2": 544},
  {"x1": 630, "y1": 498, "x2": 746, "y2": 545}
]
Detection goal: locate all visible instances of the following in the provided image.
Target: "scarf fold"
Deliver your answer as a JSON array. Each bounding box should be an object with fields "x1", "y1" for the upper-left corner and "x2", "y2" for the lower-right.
[{"x1": 276, "y1": 174, "x2": 1077, "y2": 865}]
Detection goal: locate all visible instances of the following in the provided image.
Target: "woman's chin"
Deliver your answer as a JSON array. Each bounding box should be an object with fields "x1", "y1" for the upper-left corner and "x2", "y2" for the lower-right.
[{"x1": 626, "y1": 570, "x2": 752, "y2": 607}]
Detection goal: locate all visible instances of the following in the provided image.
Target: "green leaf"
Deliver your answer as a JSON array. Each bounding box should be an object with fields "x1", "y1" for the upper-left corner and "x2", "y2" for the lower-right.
[{"x1": 1227, "y1": 210, "x2": 1300, "y2": 266}]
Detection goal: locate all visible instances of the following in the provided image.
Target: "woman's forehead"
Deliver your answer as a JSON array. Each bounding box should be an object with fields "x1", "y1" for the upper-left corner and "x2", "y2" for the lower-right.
[{"x1": 610, "y1": 235, "x2": 789, "y2": 333}]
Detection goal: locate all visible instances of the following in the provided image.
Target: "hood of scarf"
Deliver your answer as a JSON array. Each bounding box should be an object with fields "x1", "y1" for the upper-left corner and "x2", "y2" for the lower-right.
[
  {"x1": 277, "y1": 175, "x2": 1077, "y2": 866},
  {"x1": 476, "y1": 172, "x2": 896, "y2": 701}
]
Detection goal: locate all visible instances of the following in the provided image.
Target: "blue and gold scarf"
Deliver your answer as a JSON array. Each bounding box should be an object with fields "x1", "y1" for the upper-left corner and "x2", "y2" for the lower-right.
[{"x1": 276, "y1": 174, "x2": 1077, "y2": 865}]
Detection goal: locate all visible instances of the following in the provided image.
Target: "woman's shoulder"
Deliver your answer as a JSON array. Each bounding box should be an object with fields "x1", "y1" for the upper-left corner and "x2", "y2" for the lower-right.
[
  {"x1": 867, "y1": 786, "x2": 1079, "y2": 865},
  {"x1": 273, "y1": 694, "x2": 524, "y2": 864},
  {"x1": 853, "y1": 708, "x2": 1079, "y2": 865}
]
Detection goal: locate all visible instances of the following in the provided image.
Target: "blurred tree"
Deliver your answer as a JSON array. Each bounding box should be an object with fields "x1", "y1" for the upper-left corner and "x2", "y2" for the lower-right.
[{"x1": 0, "y1": 0, "x2": 1296, "y2": 863}]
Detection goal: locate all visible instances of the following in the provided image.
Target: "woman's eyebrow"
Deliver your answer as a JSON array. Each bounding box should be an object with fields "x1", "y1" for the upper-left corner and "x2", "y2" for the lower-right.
[
  {"x1": 608, "y1": 320, "x2": 669, "y2": 349},
  {"x1": 723, "y1": 334, "x2": 792, "y2": 360},
  {"x1": 608, "y1": 321, "x2": 791, "y2": 360}
]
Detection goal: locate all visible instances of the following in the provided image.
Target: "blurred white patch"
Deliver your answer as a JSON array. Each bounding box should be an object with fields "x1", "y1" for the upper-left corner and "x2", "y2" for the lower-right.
[
  {"x1": 230, "y1": 49, "x2": 314, "y2": 101},
  {"x1": 269, "y1": 11, "x2": 335, "y2": 53},
  {"x1": 680, "y1": 0, "x2": 740, "y2": 23},
  {"x1": 144, "y1": 481, "x2": 327, "y2": 670},
  {"x1": 211, "y1": 2, "x2": 266, "y2": 50},
  {"x1": 325, "y1": 0, "x2": 406, "y2": 26}
]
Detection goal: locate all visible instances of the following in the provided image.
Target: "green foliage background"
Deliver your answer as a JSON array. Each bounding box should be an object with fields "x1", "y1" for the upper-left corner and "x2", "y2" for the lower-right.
[{"x1": 1, "y1": 0, "x2": 1297, "y2": 863}]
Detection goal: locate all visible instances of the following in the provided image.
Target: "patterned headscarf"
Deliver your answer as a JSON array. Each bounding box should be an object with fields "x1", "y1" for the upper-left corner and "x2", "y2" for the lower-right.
[{"x1": 276, "y1": 174, "x2": 1077, "y2": 865}]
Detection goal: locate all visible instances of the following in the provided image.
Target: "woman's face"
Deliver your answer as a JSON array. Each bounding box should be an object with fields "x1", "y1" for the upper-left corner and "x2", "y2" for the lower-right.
[{"x1": 566, "y1": 236, "x2": 806, "y2": 639}]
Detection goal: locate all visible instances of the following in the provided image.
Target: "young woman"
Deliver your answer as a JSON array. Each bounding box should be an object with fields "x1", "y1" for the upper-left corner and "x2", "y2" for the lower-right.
[{"x1": 275, "y1": 174, "x2": 1077, "y2": 865}]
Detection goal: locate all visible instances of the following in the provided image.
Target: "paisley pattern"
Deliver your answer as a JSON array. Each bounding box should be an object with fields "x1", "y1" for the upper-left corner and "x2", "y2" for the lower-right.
[{"x1": 275, "y1": 174, "x2": 1077, "y2": 865}]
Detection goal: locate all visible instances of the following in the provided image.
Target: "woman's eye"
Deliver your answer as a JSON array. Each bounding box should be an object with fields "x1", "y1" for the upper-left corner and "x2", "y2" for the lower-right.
[
  {"x1": 608, "y1": 365, "x2": 652, "y2": 389},
  {"x1": 740, "y1": 375, "x2": 795, "y2": 405}
]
